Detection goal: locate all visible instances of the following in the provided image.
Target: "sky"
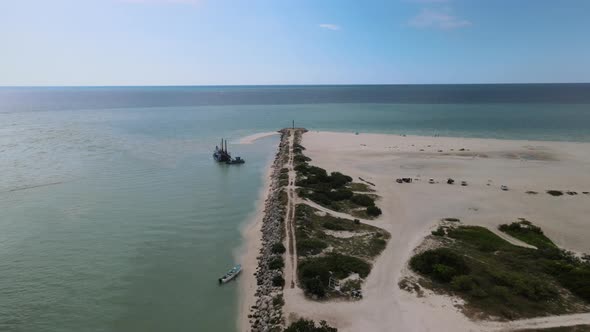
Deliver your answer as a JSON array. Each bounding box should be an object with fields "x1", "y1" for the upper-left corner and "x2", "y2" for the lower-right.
[{"x1": 1, "y1": 0, "x2": 589, "y2": 86}]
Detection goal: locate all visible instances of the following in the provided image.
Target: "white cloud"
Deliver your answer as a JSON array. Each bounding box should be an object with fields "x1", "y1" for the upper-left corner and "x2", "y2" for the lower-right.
[
  {"x1": 319, "y1": 24, "x2": 341, "y2": 31},
  {"x1": 409, "y1": 8, "x2": 471, "y2": 30}
]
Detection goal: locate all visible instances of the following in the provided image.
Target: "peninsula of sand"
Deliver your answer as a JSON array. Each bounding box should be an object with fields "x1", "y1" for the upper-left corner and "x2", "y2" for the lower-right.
[{"x1": 239, "y1": 130, "x2": 590, "y2": 332}]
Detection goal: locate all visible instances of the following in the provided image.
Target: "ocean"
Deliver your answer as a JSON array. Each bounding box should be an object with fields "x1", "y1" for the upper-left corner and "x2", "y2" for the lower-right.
[{"x1": 1, "y1": 84, "x2": 589, "y2": 332}]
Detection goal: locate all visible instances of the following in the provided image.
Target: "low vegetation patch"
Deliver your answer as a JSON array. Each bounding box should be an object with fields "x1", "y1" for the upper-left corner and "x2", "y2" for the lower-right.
[
  {"x1": 547, "y1": 190, "x2": 564, "y2": 196},
  {"x1": 294, "y1": 204, "x2": 389, "y2": 299},
  {"x1": 299, "y1": 253, "x2": 371, "y2": 298},
  {"x1": 408, "y1": 223, "x2": 590, "y2": 319},
  {"x1": 272, "y1": 242, "x2": 286, "y2": 254},
  {"x1": 517, "y1": 325, "x2": 590, "y2": 332},
  {"x1": 284, "y1": 319, "x2": 337, "y2": 332},
  {"x1": 293, "y1": 147, "x2": 382, "y2": 219},
  {"x1": 499, "y1": 219, "x2": 556, "y2": 249},
  {"x1": 346, "y1": 182, "x2": 375, "y2": 192},
  {"x1": 268, "y1": 256, "x2": 284, "y2": 270}
]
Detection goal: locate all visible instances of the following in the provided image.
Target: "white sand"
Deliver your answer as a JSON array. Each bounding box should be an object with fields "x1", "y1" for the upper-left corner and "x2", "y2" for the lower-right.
[
  {"x1": 280, "y1": 131, "x2": 590, "y2": 332},
  {"x1": 236, "y1": 159, "x2": 274, "y2": 331},
  {"x1": 237, "y1": 131, "x2": 279, "y2": 144}
]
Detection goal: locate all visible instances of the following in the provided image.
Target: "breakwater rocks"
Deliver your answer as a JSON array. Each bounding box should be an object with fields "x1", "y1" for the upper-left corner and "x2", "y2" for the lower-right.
[{"x1": 248, "y1": 129, "x2": 291, "y2": 332}]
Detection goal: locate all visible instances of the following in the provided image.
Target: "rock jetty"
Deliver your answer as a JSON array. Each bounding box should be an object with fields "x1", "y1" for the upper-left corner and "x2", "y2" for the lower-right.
[{"x1": 248, "y1": 129, "x2": 291, "y2": 332}]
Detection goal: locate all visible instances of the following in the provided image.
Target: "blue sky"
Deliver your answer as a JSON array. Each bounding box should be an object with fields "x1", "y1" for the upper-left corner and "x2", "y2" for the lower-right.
[{"x1": 1, "y1": 0, "x2": 589, "y2": 85}]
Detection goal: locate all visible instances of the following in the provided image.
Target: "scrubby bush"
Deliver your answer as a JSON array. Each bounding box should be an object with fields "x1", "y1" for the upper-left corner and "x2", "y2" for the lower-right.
[
  {"x1": 327, "y1": 189, "x2": 354, "y2": 201},
  {"x1": 451, "y1": 275, "x2": 475, "y2": 291},
  {"x1": 431, "y1": 227, "x2": 445, "y2": 236},
  {"x1": 329, "y1": 172, "x2": 353, "y2": 188},
  {"x1": 272, "y1": 275, "x2": 285, "y2": 287},
  {"x1": 366, "y1": 206, "x2": 382, "y2": 217},
  {"x1": 351, "y1": 194, "x2": 375, "y2": 207},
  {"x1": 294, "y1": 155, "x2": 312, "y2": 164},
  {"x1": 556, "y1": 266, "x2": 590, "y2": 301},
  {"x1": 487, "y1": 268, "x2": 555, "y2": 301},
  {"x1": 271, "y1": 242, "x2": 286, "y2": 254},
  {"x1": 322, "y1": 221, "x2": 346, "y2": 231},
  {"x1": 284, "y1": 319, "x2": 337, "y2": 332},
  {"x1": 410, "y1": 248, "x2": 469, "y2": 282},
  {"x1": 301, "y1": 277, "x2": 326, "y2": 298},
  {"x1": 368, "y1": 237, "x2": 387, "y2": 256},
  {"x1": 308, "y1": 192, "x2": 332, "y2": 207},
  {"x1": 268, "y1": 256, "x2": 284, "y2": 270},
  {"x1": 297, "y1": 238, "x2": 328, "y2": 256},
  {"x1": 272, "y1": 294, "x2": 285, "y2": 306},
  {"x1": 546, "y1": 190, "x2": 564, "y2": 196},
  {"x1": 499, "y1": 220, "x2": 556, "y2": 249},
  {"x1": 298, "y1": 254, "x2": 371, "y2": 297}
]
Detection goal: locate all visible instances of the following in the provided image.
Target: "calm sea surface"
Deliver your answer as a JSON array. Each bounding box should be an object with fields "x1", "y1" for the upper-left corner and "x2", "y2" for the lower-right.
[{"x1": 1, "y1": 85, "x2": 589, "y2": 331}]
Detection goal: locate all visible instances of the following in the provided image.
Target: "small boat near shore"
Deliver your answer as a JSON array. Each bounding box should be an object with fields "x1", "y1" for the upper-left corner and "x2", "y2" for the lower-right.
[{"x1": 219, "y1": 264, "x2": 242, "y2": 284}]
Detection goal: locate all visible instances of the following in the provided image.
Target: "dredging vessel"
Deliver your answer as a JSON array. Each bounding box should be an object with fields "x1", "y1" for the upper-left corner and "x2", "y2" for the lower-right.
[{"x1": 213, "y1": 139, "x2": 245, "y2": 164}]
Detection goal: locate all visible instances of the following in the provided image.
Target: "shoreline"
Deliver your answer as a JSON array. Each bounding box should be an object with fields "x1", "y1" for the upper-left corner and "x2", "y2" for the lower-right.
[
  {"x1": 236, "y1": 150, "x2": 276, "y2": 331},
  {"x1": 237, "y1": 129, "x2": 292, "y2": 332}
]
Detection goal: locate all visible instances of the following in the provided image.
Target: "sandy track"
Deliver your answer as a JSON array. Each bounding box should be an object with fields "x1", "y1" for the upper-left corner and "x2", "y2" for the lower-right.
[{"x1": 283, "y1": 129, "x2": 298, "y2": 289}]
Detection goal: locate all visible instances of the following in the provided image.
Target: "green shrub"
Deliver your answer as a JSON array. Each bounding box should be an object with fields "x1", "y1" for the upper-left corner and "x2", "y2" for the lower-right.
[
  {"x1": 298, "y1": 254, "x2": 371, "y2": 297},
  {"x1": 284, "y1": 319, "x2": 337, "y2": 332},
  {"x1": 409, "y1": 248, "x2": 469, "y2": 282},
  {"x1": 272, "y1": 294, "x2": 285, "y2": 306},
  {"x1": 451, "y1": 275, "x2": 475, "y2": 291},
  {"x1": 327, "y1": 189, "x2": 353, "y2": 201},
  {"x1": 351, "y1": 194, "x2": 375, "y2": 207},
  {"x1": 272, "y1": 275, "x2": 285, "y2": 287},
  {"x1": 498, "y1": 220, "x2": 556, "y2": 249},
  {"x1": 329, "y1": 172, "x2": 353, "y2": 188},
  {"x1": 368, "y1": 237, "x2": 387, "y2": 256},
  {"x1": 366, "y1": 206, "x2": 382, "y2": 217},
  {"x1": 340, "y1": 279, "x2": 362, "y2": 292},
  {"x1": 431, "y1": 227, "x2": 445, "y2": 236},
  {"x1": 447, "y1": 226, "x2": 507, "y2": 252},
  {"x1": 271, "y1": 242, "x2": 286, "y2": 254},
  {"x1": 294, "y1": 155, "x2": 312, "y2": 163},
  {"x1": 557, "y1": 266, "x2": 590, "y2": 301},
  {"x1": 268, "y1": 256, "x2": 284, "y2": 270},
  {"x1": 308, "y1": 192, "x2": 332, "y2": 207},
  {"x1": 433, "y1": 264, "x2": 458, "y2": 282},
  {"x1": 301, "y1": 277, "x2": 326, "y2": 297},
  {"x1": 487, "y1": 268, "x2": 555, "y2": 301},
  {"x1": 297, "y1": 238, "x2": 328, "y2": 256}
]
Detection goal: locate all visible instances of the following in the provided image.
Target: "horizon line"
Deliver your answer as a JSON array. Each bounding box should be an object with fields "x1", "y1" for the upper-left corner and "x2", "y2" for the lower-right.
[{"x1": 1, "y1": 82, "x2": 590, "y2": 88}]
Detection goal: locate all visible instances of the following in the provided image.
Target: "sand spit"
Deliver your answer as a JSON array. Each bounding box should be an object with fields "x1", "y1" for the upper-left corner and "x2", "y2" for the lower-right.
[
  {"x1": 279, "y1": 131, "x2": 590, "y2": 332},
  {"x1": 238, "y1": 131, "x2": 280, "y2": 144}
]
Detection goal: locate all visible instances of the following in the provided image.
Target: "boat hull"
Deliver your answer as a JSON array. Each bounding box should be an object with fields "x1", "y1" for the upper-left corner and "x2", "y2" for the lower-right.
[{"x1": 218, "y1": 265, "x2": 242, "y2": 284}]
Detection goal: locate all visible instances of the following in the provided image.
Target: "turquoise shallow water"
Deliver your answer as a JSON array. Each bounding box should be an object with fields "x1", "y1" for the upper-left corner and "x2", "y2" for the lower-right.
[{"x1": 1, "y1": 86, "x2": 590, "y2": 332}]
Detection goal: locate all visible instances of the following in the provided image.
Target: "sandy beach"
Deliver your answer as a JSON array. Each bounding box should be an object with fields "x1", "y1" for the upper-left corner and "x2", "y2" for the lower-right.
[
  {"x1": 278, "y1": 131, "x2": 590, "y2": 331},
  {"x1": 236, "y1": 160, "x2": 274, "y2": 331},
  {"x1": 238, "y1": 130, "x2": 590, "y2": 331}
]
